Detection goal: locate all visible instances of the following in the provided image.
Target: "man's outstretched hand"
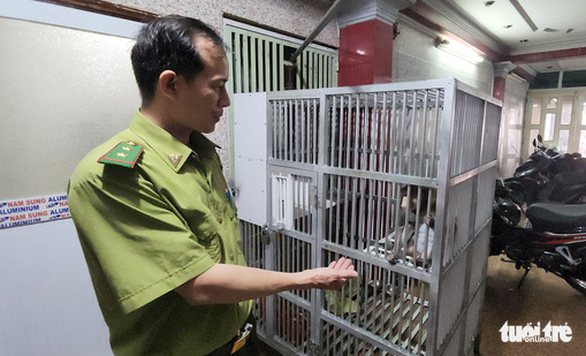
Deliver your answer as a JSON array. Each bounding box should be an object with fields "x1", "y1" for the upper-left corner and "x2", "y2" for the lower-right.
[{"x1": 298, "y1": 257, "x2": 358, "y2": 290}]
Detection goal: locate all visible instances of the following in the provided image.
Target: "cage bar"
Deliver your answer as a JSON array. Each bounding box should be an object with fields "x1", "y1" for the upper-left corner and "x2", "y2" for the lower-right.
[{"x1": 235, "y1": 79, "x2": 501, "y2": 356}]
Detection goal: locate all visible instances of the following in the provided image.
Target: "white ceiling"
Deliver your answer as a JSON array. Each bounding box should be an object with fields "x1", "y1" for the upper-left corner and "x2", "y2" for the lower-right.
[
  {"x1": 448, "y1": 0, "x2": 586, "y2": 72},
  {"x1": 524, "y1": 57, "x2": 586, "y2": 73}
]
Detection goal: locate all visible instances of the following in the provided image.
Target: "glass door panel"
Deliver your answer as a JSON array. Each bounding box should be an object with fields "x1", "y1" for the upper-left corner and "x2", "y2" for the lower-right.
[{"x1": 524, "y1": 90, "x2": 586, "y2": 158}]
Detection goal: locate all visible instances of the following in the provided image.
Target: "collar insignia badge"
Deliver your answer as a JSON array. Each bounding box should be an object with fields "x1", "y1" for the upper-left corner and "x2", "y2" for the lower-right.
[{"x1": 167, "y1": 154, "x2": 183, "y2": 168}]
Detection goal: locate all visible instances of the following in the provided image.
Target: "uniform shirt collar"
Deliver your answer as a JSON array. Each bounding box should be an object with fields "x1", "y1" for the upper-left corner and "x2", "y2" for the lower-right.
[{"x1": 129, "y1": 110, "x2": 217, "y2": 172}]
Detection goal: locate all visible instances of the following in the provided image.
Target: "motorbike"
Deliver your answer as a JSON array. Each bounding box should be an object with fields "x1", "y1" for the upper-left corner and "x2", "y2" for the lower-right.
[
  {"x1": 491, "y1": 136, "x2": 586, "y2": 295},
  {"x1": 491, "y1": 199, "x2": 586, "y2": 295},
  {"x1": 503, "y1": 135, "x2": 586, "y2": 208}
]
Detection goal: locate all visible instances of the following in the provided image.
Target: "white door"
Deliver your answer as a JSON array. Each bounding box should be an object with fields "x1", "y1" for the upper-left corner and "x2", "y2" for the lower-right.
[{"x1": 524, "y1": 88, "x2": 586, "y2": 157}]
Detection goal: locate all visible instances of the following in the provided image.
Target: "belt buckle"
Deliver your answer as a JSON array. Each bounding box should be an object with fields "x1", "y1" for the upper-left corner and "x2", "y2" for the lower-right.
[{"x1": 230, "y1": 323, "x2": 253, "y2": 354}]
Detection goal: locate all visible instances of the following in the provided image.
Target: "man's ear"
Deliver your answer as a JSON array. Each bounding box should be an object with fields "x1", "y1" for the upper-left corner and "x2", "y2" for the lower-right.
[{"x1": 158, "y1": 70, "x2": 180, "y2": 100}]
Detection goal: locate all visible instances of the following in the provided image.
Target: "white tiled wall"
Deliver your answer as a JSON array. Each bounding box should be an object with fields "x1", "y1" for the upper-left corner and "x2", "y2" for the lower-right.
[{"x1": 393, "y1": 21, "x2": 494, "y2": 95}]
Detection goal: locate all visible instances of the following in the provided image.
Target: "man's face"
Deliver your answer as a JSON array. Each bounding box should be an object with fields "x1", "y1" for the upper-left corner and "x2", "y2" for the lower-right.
[{"x1": 175, "y1": 36, "x2": 230, "y2": 134}]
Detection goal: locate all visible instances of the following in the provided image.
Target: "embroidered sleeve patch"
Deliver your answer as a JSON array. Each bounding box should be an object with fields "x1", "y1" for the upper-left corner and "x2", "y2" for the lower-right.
[{"x1": 98, "y1": 141, "x2": 144, "y2": 168}]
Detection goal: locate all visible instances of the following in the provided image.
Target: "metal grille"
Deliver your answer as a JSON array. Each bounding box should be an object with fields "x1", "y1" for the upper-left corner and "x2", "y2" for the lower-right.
[
  {"x1": 225, "y1": 21, "x2": 337, "y2": 94},
  {"x1": 291, "y1": 175, "x2": 314, "y2": 235},
  {"x1": 322, "y1": 251, "x2": 430, "y2": 355},
  {"x1": 276, "y1": 295, "x2": 312, "y2": 354},
  {"x1": 481, "y1": 103, "x2": 501, "y2": 165},
  {"x1": 271, "y1": 172, "x2": 316, "y2": 234},
  {"x1": 295, "y1": 49, "x2": 336, "y2": 90},
  {"x1": 441, "y1": 178, "x2": 475, "y2": 267},
  {"x1": 449, "y1": 92, "x2": 484, "y2": 178},
  {"x1": 271, "y1": 98, "x2": 320, "y2": 164},
  {"x1": 324, "y1": 174, "x2": 436, "y2": 270},
  {"x1": 240, "y1": 221, "x2": 268, "y2": 334},
  {"x1": 225, "y1": 19, "x2": 338, "y2": 188},
  {"x1": 326, "y1": 90, "x2": 443, "y2": 178},
  {"x1": 234, "y1": 79, "x2": 502, "y2": 356},
  {"x1": 241, "y1": 221, "x2": 266, "y2": 269},
  {"x1": 275, "y1": 233, "x2": 312, "y2": 302}
]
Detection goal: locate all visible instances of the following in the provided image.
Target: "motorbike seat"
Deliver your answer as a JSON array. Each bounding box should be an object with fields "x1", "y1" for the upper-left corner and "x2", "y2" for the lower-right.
[{"x1": 526, "y1": 203, "x2": 586, "y2": 232}]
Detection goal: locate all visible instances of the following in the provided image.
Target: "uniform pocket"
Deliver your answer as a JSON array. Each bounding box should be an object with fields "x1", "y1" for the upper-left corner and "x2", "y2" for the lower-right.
[{"x1": 195, "y1": 213, "x2": 223, "y2": 262}]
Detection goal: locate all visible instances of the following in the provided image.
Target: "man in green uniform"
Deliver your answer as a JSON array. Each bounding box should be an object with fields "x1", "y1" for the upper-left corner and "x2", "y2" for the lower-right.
[{"x1": 68, "y1": 15, "x2": 357, "y2": 356}]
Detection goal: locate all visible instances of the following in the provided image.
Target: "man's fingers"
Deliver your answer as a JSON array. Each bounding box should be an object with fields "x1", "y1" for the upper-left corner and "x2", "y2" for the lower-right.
[
  {"x1": 333, "y1": 258, "x2": 356, "y2": 272},
  {"x1": 343, "y1": 269, "x2": 358, "y2": 278},
  {"x1": 331, "y1": 257, "x2": 352, "y2": 270},
  {"x1": 330, "y1": 257, "x2": 345, "y2": 270},
  {"x1": 325, "y1": 257, "x2": 359, "y2": 280},
  {"x1": 340, "y1": 257, "x2": 353, "y2": 270}
]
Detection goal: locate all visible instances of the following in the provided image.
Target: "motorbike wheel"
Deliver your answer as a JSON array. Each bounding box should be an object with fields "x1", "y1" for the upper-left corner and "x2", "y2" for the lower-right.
[{"x1": 565, "y1": 275, "x2": 586, "y2": 296}]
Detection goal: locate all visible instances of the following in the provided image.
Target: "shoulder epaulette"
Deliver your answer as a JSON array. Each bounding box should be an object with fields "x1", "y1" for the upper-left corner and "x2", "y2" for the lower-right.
[{"x1": 98, "y1": 141, "x2": 144, "y2": 168}]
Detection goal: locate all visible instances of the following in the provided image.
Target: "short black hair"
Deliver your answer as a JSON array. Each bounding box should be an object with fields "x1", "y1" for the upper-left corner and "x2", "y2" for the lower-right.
[{"x1": 130, "y1": 15, "x2": 224, "y2": 105}]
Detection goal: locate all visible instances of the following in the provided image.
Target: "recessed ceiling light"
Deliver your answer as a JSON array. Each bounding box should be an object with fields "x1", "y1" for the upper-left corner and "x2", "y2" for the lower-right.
[
  {"x1": 520, "y1": 39, "x2": 529, "y2": 43},
  {"x1": 504, "y1": 25, "x2": 513, "y2": 29},
  {"x1": 485, "y1": 1, "x2": 495, "y2": 6}
]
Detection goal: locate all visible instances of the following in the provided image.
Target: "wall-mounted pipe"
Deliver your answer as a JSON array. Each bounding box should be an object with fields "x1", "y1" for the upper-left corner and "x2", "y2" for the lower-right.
[
  {"x1": 289, "y1": 0, "x2": 347, "y2": 64},
  {"x1": 286, "y1": 0, "x2": 347, "y2": 89}
]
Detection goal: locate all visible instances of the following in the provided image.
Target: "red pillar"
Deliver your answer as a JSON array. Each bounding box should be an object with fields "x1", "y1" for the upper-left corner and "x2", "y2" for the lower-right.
[
  {"x1": 493, "y1": 76, "x2": 506, "y2": 101},
  {"x1": 492, "y1": 62, "x2": 517, "y2": 101},
  {"x1": 338, "y1": 19, "x2": 394, "y2": 86}
]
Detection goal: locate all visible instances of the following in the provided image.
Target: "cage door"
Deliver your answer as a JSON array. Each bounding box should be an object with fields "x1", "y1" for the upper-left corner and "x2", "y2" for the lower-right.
[
  {"x1": 267, "y1": 168, "x2": 319, "y2": 355},
  {"x1": 270, "y1": 169, "x2": 317, "y2": 237}
]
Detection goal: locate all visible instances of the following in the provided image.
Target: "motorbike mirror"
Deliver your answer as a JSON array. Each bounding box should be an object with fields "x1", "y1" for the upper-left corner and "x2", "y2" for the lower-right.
[
  {"x1": 533, "y1": 138, "x2": 537, "y2": 147},
  {"x1": 538, "y1": 134, "x2": 543, "y2": 142}
]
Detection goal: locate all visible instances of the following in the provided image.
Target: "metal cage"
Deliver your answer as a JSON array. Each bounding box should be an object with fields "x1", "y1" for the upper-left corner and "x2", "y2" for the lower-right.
[{"x1": 234, "y1": 79, "x2": 502, "y2": 356}]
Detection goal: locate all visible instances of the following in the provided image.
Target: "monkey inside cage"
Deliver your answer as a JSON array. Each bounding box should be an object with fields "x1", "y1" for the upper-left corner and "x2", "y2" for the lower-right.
[{"x1": 234, "y1": 79, "x2": 502, "y2": 356}]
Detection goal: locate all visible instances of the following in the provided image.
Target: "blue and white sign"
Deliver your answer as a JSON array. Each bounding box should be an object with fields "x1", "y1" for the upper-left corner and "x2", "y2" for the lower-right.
[{"x1": 0, "y1": 194, "x2": 69, "y2": 229}]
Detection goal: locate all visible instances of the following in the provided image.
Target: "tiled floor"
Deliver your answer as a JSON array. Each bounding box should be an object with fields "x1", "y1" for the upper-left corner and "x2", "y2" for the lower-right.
[{"x1": 479, "y1": 256, "x2": 586, "y2": 356}]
